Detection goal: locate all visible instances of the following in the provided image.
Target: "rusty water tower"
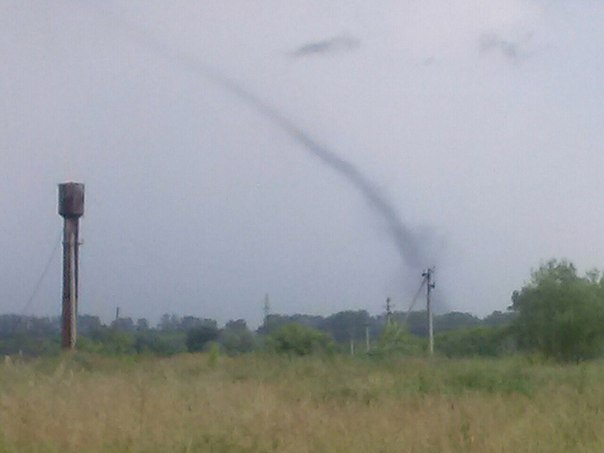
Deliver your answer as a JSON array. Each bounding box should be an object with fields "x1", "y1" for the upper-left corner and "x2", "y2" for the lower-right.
[{"x1": 58, "y1": 182, "x2": 84, "y2": 349}]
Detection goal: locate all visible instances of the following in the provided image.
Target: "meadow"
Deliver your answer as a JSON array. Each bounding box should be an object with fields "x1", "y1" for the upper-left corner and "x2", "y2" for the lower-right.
[{"x1": 0, "y1": 353, "x2": 603, "y2": 452}]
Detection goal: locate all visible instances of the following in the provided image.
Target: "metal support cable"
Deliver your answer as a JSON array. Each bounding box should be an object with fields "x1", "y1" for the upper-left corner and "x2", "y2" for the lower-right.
[{"x1": 20, "y1": 231, "x2": 62, "y2": 316}]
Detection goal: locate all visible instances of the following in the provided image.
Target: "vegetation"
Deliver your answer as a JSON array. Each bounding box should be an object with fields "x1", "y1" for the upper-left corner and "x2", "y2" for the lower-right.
[
  {"x1": 374, "y1": 321, "x2": 424, "y2": 355},
  {"x1": 5, "y1": 258, "x2": 604, "y2": 363},
  {"x1": 267, "y1": 323, "x2": 334, "y2": 356},
  {"x1": 3, "y1": 258, "x2": 604, "y2": 449},
  {"x1": 1, "y1": 353, "x2": 604, "y2": 452},
  {"x1": 435, "y1": 326, "x2": 511, "y2": 358},
  {"x1": 511, "y1": 259, "x2": 604, "y2": 361}
]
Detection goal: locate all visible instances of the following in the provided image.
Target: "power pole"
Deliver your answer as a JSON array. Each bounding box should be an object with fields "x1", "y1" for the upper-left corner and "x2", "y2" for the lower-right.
[
  {"x1": 385, "y1": 297, "x2": 393, "y2": 324},
  {"x1": 263, "y1": 293, "x2": 270, "y2": 330},
  {"x1": 422, "y1": 268, "x2": 435, "y2": 355},
  {"x1": 58, "y1": 182, "x2": 84, "y2": 350},
  {"x1": 364, "y1": 321, "x2": 370, "y2": 353}
]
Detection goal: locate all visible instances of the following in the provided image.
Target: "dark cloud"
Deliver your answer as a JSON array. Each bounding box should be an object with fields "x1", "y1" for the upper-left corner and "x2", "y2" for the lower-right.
[
  {"x1": 479, "y1": 32, "x2": 526, "y2": 60},
  {"x1": 290, "y1": 34, "x2": 360, "y2": 58}
]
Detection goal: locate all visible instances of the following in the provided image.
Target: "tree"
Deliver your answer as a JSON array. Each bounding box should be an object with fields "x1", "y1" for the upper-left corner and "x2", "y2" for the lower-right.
[
  {"x1": 375, "y1": 321, "x2": 424, "y2": 355},
  {"x1": 434, "y1": 312, "x2": 481, "y2": 332},
  {"x1": 112, "y1": 317, "x2": 135, "y2": 332},
  {"x1": 85, "y1": 328, "x2": 136, "y2": 355},
  {"x1": 482, "y1": 310, "x2": 516, "y2": 328},
  {"x1": 186, "y1": 325, "x2": 220, "y2": 352},
  {"x1": 134, "y1": 330, "x2": 186, "y2": 355},
  {"x1": 159, "y1": 313, "x2": 180, "y2": 331},
  {"x1": 435, "y1": 326, "x2": 512, "y2": 358},
  {"x1": 511, "y1": 259, "x2": 604, "y2": 361},
  {"x1": 219, "y1": 320, "x2": 255, "y2": 355},
  {"x1": 136, "y1": 318, "x2": 149, "y2": 331},
  {"x1": 321, "y1": 310, "x2": 369, "y2": 343},
  {"x1": 78, "y1": 315, "x2": 102, "y2": 334},
  {"x1": 267, "y1": 323, "x2": 334, "y2": 356},
  {"x1": 257, "y1": 314, "x2": 323, "y2": 336},
  {"x1": 180, "y1": 316, "x2": 203, "y2": 331}
]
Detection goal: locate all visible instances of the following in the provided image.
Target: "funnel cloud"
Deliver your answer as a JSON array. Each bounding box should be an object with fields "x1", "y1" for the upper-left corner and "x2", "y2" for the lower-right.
[
  {"x1": 119, "y1": 24, "x2": 425, "y2": 272},
  {"x1": 97, "y1": 4, "x2": 425, "y2": 275}
]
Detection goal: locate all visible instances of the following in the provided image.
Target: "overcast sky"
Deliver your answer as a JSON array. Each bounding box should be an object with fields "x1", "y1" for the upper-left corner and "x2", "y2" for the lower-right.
[{"x1": 1, "y1": 1, "x2": 604, "y2": 326}]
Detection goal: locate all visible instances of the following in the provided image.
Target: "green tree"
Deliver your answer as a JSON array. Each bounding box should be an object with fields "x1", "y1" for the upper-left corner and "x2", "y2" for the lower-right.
[
  {"x1": 375, "y1": 321, "x2": 424, "y2": 355},
  {"x1": 83, "y1": 328, "x2": 136, "y2": 355},
  {"x1": 511, "y1": 259, "x2": 604, "y2": 361},
  {"x1": 219, "y1": 320, "x2": 255, "y2": 355},
  {"x1": 435, "y1": 326, "x2": 512, "y2": 358},
  {"x1": 134, "y1": 330, "x2": 186, "y2": 355},
  {"x1": 482, "y1": 310, "x2": 516, "y2": 327},
  {"x1": 267, "y1": 323, "x2": 334, "y2": 356},
  {"x1": 186, "y1": 325, "x2": 220, "y2": 353},
  {"x1": 320, "y1": 310, "x2": 369, "y2": 343}
]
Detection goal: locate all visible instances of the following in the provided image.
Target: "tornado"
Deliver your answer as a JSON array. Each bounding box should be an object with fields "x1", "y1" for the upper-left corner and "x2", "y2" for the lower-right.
[
  {"x1": 93, "y1": 6, "x2": 426, "y2": 272},
  {"x1": 179, "y1": 61, "x2": 424, "y2": 271}
]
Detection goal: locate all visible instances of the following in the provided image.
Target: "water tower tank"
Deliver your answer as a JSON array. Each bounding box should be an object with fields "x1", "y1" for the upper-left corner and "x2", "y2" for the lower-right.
[{"x1": 58, "y1": 182, "x2": 85, "y2": 218}]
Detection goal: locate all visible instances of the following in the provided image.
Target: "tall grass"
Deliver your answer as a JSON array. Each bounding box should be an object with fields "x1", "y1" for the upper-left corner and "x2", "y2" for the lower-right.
[{"x1": 0, "y1": 353, "x2": 603, "y2": 452}]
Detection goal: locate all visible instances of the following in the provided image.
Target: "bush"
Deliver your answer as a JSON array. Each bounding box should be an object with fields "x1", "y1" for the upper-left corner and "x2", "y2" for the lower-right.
[
  {"x1": 134, "y1": 331, "x2": 186, "y2": 355},
  {"x1": 267, "y1": 323, "x2": 334, "y2": 356},
  {"x1": 435, "y1": 326, "x2": 512, "y2": 358},
  {"x1": 219, "y1": 328, "x2": 255, "y2": 355},
  {"x1": 81, "y1": 328, "x2": 136, "y2": 355},
  {"x1": 374, "y1": 322, "x2": 425, "y2": 356},
  {"x1": 186, "y1": 325, "x2": 220, "y2": 353}
]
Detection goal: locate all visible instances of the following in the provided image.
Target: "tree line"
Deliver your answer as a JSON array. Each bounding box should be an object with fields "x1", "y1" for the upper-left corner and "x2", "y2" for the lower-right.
[
  {"x1": 0, "y1": 307, "x2": 511, "y2": 357},
  {"x1": 2, "y1": 259, "x2": 603, "y2": 361}
]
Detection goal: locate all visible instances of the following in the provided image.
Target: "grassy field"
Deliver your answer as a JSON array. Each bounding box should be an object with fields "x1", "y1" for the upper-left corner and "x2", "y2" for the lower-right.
[{"x1": 0, "y1": 353, "x2": 603, "y2": 452}]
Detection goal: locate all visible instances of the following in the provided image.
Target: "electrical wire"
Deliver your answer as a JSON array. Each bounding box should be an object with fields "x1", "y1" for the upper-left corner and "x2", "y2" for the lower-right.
[
  {"x1": 404, "y1": 276, "x2": 427, "y2": 323},
  {"x1": 20, "y1": 231, "x2": 62, "y2": 316}
]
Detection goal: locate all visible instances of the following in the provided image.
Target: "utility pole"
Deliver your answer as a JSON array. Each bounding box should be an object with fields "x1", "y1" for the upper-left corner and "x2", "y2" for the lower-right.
[
  {"x1": 263, "y1": 293, "x2": 270, "y2": 330},
  {"x1": 364, "y1": 320, "x2": 370, "y2": 353},
  {"x1": 422, "y1": 268, "x2": 435, "y2": 355},
  {"x1": 58, "y1": 182, "x2": 84, "y2": 350},
  {"x1": 385, "y1": 297, "x2": 393, "y2": 325}
]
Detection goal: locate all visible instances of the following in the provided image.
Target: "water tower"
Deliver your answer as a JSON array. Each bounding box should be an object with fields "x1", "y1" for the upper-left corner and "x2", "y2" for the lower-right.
[{"x1": 58, "y1": 182, "x2": 84, "y2": 349}]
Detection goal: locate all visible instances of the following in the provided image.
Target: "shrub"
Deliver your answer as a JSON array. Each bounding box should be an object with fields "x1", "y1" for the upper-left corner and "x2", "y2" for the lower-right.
[
  {"x1": 267, "y1": 323, "x2": 334, "y2": 356},
  {"x1": 186, "y1": 325, "x2": 220, "y2": 353},
  {"x1": 374, "y1": 322, "x2": 424, "y2": 356},
  {"x1": 435, "y1": 326, "x2": 512, "y2": 358},
  {"x1": 219, "y1": 328, "x2": 255, "y2": 355}
]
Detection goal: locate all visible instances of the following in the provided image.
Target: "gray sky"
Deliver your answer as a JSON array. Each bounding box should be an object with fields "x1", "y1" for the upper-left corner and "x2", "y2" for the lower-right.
[{"x1": 2, "y1": 0, "x2": 604, "y2": 327}]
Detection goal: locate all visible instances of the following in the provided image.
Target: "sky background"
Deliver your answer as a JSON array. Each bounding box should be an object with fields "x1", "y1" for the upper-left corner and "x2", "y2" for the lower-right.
[{"x1": 1, "y1": 0, "x2": 604, "y2": 327}]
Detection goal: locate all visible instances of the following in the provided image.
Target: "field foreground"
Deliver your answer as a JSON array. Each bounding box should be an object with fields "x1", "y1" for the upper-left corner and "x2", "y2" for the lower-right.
[{"x1": 0, "y1": 353, "x2": 603, "y2": 452}]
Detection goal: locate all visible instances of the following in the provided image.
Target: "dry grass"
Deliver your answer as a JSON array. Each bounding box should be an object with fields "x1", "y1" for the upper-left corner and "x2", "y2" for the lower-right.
[{"x1": 0, "y1": 353, "x2": 603, "y2": 452}]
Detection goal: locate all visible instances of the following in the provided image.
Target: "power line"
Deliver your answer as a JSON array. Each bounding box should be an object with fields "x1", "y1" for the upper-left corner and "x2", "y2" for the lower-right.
[
  {"x1": 20, "y1": 231, "x2": 62, "y2": 316},
  {"x1": 404, "y1": 277, "x2": 427, "y2": 322}
]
